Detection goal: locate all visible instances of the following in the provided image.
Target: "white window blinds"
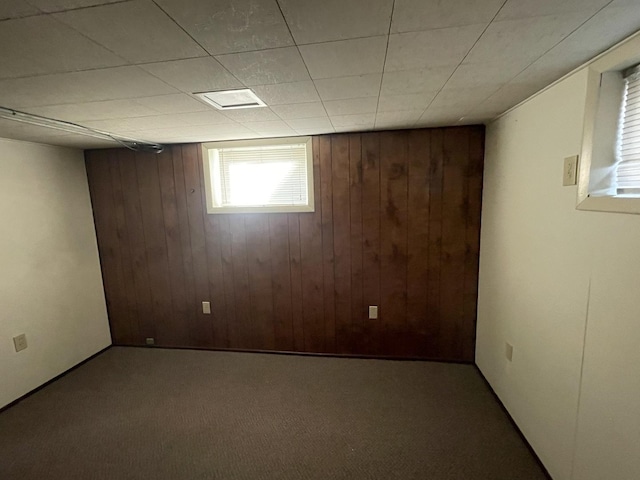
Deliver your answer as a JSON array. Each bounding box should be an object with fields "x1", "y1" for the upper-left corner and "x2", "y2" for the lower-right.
[
  {"x1": 617, "y1": 66, "x2": 640, "y2": 196},
  {"x1": 212, "y1": 143, "x2": 309, "y2": 207}
]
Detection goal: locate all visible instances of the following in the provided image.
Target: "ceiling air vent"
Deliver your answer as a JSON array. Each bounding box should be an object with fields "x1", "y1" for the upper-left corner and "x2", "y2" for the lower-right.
[{"x1": 195, "y1": 88, "x2": 266, "y2": 110}]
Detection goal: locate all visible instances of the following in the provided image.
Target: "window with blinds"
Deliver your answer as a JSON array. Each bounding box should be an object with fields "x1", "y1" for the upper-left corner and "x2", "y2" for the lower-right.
[
  {"x1": 202, "y1": 138, "x2": 314, "y2": 214},
  {"x1": 617, "y1": 66, "x2": 640, "y2": 196}
]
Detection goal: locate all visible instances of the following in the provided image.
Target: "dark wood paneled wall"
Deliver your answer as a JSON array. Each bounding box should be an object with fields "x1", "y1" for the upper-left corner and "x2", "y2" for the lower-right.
[{"x1": 86, "y1": 127, "x2": 484, "y2": 361}]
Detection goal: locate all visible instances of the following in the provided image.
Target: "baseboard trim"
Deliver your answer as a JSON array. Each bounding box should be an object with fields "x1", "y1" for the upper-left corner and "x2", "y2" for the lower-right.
[
  {"x1": 0, "y1": 345, "x2": 112, "y2": 414},
  {"x1": 115, "y1": 343, "x2": 474, "y2": 365},
  {"x1": 474, "y1": 365, "x2": 554, "y2": 480}
]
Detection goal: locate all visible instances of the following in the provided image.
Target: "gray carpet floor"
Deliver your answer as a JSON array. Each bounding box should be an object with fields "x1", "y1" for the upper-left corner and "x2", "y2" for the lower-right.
[{"x1": 0, "y1": 347, "x2": 547, "y2": 480}]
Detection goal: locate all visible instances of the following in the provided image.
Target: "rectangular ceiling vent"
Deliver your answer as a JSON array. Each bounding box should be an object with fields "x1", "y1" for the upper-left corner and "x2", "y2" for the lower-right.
[{"x1": 195, "y1": 88, "x2": 266, "y2": 110}]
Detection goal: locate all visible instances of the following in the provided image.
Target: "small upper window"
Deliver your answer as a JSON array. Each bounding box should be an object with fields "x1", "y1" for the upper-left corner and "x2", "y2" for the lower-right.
[
  {"x1": 202, "y1": 137, "x2": 314, "y2": 214},
  {"x1": 616, "y1": 65, "x2": 640, "y2": 197},
  {"x1": 577, "y1": 33, "x2": 640, "y2": 215}
]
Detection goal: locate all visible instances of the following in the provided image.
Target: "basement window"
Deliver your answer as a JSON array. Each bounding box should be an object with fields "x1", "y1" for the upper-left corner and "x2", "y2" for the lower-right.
[
  {"x1": 577, "y1": 35, "x2": 640, "y2": 214},
  {"x1": 202, "y1": 137, "x2": 314, "y2": 214}
]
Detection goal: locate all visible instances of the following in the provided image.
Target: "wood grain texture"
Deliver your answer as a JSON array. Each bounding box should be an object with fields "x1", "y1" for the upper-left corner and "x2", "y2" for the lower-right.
[{"x1": 86, "y1": 127, "x2": 484, "y2": 361}]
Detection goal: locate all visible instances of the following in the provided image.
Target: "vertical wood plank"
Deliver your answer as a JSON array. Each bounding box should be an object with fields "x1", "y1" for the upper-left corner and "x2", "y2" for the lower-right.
[
  {"x1": 135, "y1": 151, "x2": 174, "y2": 346},
  {"x1": 288, "y1": 213, "x2": 304, "y2": 351},
  {"x1": 85, "y1": 151, "x2": 129, "y2": 344},
  {"x1": 299, "y1": 137, "x2": 325, "y2": 352},
  {"x1": 182, "y1": 144, "x2": 213, "y2": 348},
  {"x1": 244, "y1": 214, "x2": 275, "y2": 350},
  {"x1": 172, "y1": 147, "x2": 198, "y2": 347},
  {"x1": 200, "y1": 147, "x2": 229, "y2": 349},
  {"x1": 361, "y1": 132, "x2": 381, "y2": 355},
  {"x1": 379, "y1": 131, "x2": 409, "y2": 355},
  {"x1": 108, "y1": 151, "x2": 139, "y2": 344},
  {"x1": 332, "y1": 134, "x2": 351, "y2": 353},
  {"x1": 441, "y1": 128, "x2": 469, "y2": 359},
  {"x1": 462, "y1": 127, "x2": 485, "y2": 361},
  {"x1": 406, "y1": 129, "x2": 432, "y2": 356},
  {"x1": 349, "y1": 134, "x2": 364, "y2": 352},
  {"x1": 426, "y1": 129, "x2": 444, "y2": 357},
  {"x1": 269, "y1": 214, "x2": 294, "y2": 351},
  {"x1": 229, "y1": 215, "x2": 252, "y2": 348},
  {"x1": 157, "y1": 147, "x2": 190, "y2": 346},
  {"x1": 319, "y1": 135, "x2": 335, "y2": 353},
  {"x1": 218, "y1": 215, "x2": 238, "y2": 348},
  {"x1": 118, "y1": 149, "x2": 155, "y2": 342}
]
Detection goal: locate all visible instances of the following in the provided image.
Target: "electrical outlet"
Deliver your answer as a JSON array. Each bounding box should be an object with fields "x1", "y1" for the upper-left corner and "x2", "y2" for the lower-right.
[
  {"x1": 13, "y1": 334, "x2": 27, "y2": 352},
  {"x1": 145, "y1": 337, "x2": 155, "y2": 346},
  {"x1": 202, "y1": 301, "x2": 211, "y2": 314},
  {"x1": 505, "y1": 342, "x2": 513, "y2": 362},
  {"x1": 368, "y1": 306, "x2": 378, "y2": 319},
  {"x1": 563, "y1": 155, "x2": 579, "y2": 186}
]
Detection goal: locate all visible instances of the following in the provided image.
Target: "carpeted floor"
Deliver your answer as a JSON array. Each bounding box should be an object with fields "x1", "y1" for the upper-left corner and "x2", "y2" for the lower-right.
[{"x1": 0, "y1": 347, "x2": 547, "y2": 479}]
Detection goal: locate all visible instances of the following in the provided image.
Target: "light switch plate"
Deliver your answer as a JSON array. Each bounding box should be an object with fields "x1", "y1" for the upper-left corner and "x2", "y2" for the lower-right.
[
  {"x1": 563, "y1": 155, "x2": 579, "y2": 186},
  {"x1": 202, "y1": 301, "x2": 211, "y2": 314},
  {"x1": 13, "y1": 334, "x2": 27, "y2": 352},
  {"x1": 368, "y1": 306, "x2": 378, "y2": 319},
  {"x1": 505, "y1": 342, "x2": 513, "y2": 362}
]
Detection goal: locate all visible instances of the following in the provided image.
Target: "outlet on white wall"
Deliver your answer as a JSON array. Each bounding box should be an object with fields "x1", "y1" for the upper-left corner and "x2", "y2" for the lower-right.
[{"x1": 13, "y1": 334, "x2": 27, "y2": 352}]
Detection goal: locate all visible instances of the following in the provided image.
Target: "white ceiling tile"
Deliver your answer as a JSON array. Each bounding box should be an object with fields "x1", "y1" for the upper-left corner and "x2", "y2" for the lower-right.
[
  {"x1": 286, "y1": 117, "x2": 333, "y2": 131},
  {"x1": 244, "y1": 120, "x2": 297, "y2": 136},
  {"x1": 279, "y1": 0, "x2": 393, "y2": 44},
  {"x1": 416, "y1": 107, "x2": 469, "y2": 127},
  {"x1": 314, "y1": 74, "x2": 382, "y2": 101},
  {"x1": 377, "y1": 93, "x2": 435, "y2": 113},
  {"x1": 522, "y1": 3, "x2": 640, "y2": 81},
  {"x1": 48, "y1": 135, "x2": 119, "y2": 149},
  {"x1": 375, "y1": 110, "x2": 422, "y2": 129},
  {"x1": 216, "y1": 47, "x2": 310, "y2": 86},
  {"x1": 83, "y1": 115, "x2": 191, "y2": 133},
  {"x1": 385, "y1": 25, "x2": 485, "y2": 71},
  {"x1": 271, "y1": 102, "x2": 327, "y2": 120},
  {"x1": 324, "y1": 97, "x2": 378, "y2": 116},
  {"x1": 445, "y1": 62, "x2": 525, "y2": 90},
  {"x1": 134, "y1": 94, "x2": 210, "y2": 114},
  {"x1": 0, "y1": 1, "x2": 40, "y2": 20},
  {"x1": 300, "y1": 36, "x2": 387, "y2": 79},
  {"x1": 464, "y1": 14, "x2": 591, "y2": 65},
  {"x1": 26, "y1": 1, "x2": 123, "y2": 13},
  {"x1": 392, "y1": 0, "x2": 504, "y2": 33},
  {"x1": 294, "y1": 127, "x2": 335, "y2": 135},
  {"x1": 0, "y1": 15, "x2": 126, "y2": 79},
  {"x1": 380, "y1": 67, "x2": 454, "y2": 96},
  {"x1": 330, "y1": 113, "x2": 375, "y2": 128},
  {"x1": 250, "y1": 81, "x2": 320, "y2": 105},
  {"x1": 24, "y1": 99, "x2": 159, "y2": 122},
  {"x1": 53, "y1": 0, "x2": 207, "y2": 63},
  {"x1": 221, "y1": 107, "x2": 280, "y2": 123},
  {"x1": 0, "y1": 119, "x2": 72, "y2": 140},
  {"x1": 474, "y1": 81, "x2": 544, "y2": 116},
  {"x1": 171, "y1": 111, "x2": 234, "y2": 126},
  {"x1": 429, "y1": 85, "x2": 500, "y2": 110},
  {"x1": 0, "y1": 66, "x2": 178, "y2": 107},
  {"x1": 496, "y1": 0, "x2": 610, "y2": 21},
  {"x1": 153, "y1": 0, "x2": 293, "y2": 55},
  {"x1": 456, "y1": 113, "x2": 494, "y2": 126},
  {"x1": 140, "y1": 57, "x2": 241, "y2": 94}
]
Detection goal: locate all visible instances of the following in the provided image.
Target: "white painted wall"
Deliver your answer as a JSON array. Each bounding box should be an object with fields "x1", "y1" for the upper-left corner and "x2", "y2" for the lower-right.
[
  {"x1": 0, "y1": 138, "x2": 111, "y2": 409},
  {"x1": 477, "y1": 61, "x2": 640, "y2": 478}
]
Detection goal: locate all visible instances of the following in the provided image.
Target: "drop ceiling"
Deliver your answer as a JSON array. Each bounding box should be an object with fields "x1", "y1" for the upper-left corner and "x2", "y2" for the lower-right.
[{"x1": 0, "y1": 0, "x2": 639, "y2": 149}]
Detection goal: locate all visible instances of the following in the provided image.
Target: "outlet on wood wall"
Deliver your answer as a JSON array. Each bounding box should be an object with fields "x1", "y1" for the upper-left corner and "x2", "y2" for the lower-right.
[{"x1": 86, "y1": 127, "x2": 484, "y2": 362}]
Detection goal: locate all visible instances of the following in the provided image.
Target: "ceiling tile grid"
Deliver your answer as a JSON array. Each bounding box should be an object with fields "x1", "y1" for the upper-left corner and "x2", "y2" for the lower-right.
[{"x1": 0, "y1": 0, "x2": 638, "y2": 147}]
